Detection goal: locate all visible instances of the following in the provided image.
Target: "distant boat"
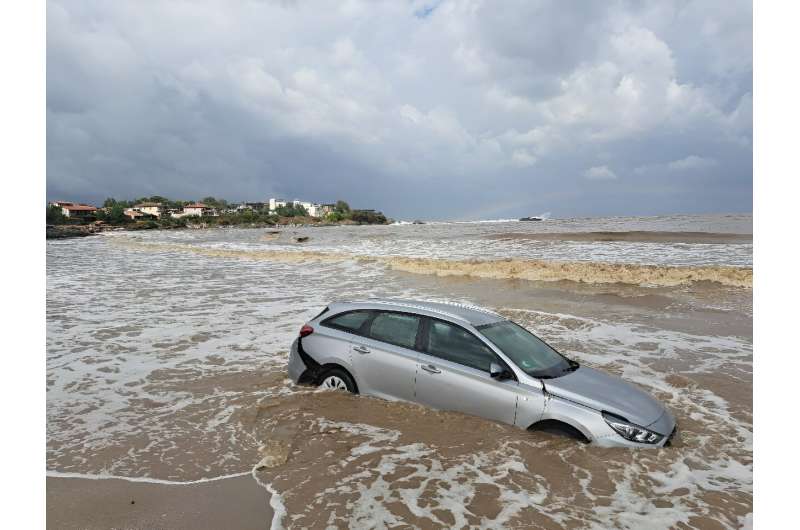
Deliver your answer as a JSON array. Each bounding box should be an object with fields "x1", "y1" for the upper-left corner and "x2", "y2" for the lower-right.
[{"x1": 519, "y1": 216, "x2": 544, "y2": 221}]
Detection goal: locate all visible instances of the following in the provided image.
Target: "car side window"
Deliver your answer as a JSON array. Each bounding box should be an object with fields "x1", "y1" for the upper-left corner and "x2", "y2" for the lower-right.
[
  {"x1": 426, "y1": 319, "x2": 496, "y2": 372},
  {"x1": 368, "y1": 312, "x2": 421, "y2": 349},
  {"x1": 323, "y1": 310, "x2": 372, "y2": 335}
]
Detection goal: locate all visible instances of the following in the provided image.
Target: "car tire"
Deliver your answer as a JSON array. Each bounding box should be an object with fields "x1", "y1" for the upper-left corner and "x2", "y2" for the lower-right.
[{"x1": 318, "y1": 367, "x2": 358, "y2": 394}]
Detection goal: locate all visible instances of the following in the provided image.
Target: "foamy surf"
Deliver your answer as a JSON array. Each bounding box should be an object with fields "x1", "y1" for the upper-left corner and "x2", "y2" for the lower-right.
[
  {"x1": 111, "y1": 239, "x2": 752, "y2": 288},
  {"x1": 384, "y1": 256, "x2": 752, "y2": 288}
]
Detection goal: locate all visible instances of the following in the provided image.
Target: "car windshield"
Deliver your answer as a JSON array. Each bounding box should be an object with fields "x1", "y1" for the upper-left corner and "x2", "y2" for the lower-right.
[{"x1": 477, "y1": 320, "x2": 576, "y2": 378}]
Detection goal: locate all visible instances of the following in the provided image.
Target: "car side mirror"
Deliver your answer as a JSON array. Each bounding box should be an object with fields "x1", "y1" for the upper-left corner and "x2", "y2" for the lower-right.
[{"x1": 490, "y1": 362, "x2": 511, "y2": 380}]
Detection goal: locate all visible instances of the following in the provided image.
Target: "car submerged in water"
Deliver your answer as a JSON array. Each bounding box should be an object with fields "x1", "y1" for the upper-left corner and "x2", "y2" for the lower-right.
[{"x1": 288, "y1": 299, "x2": 676, "y2": 447}]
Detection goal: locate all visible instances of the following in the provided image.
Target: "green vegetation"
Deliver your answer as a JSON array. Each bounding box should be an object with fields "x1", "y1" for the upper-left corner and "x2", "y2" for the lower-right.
[
  {"x1": 95, "y1": 203, "x2": 130, "y2": 225},
  {"x1": 199, "y1": 196, "x2": 229, "y2": 210},
  {"x1": 47, "y1": 196, "x2": 389, "y2": 231},
  {"x1": 46, "y1": 205, "x2": 69, "y2": 225},
  {"x1": 275, "y1": 204, "x2": 308, "y2": 217},
  {"x1": 350, "y1": 209, "x2": 388, "y2": 224}
]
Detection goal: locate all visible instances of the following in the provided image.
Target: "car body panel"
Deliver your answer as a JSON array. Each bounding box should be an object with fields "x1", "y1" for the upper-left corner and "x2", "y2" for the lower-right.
[
  {"x1": 349, "y1": 334, "x2": 419, "y2": 402},
  {"x1": 645, "y1": 408, "x2": 677, "y2": 436},
  {"x1": 543, "y1": 366, "x2": 666, "y2": 428},
  {"x1": 414, "y1": 351, "x2": 522, "y2": 425},
  {"x1": 511, "y1": 379, "x2": 548, "y2": 429}
]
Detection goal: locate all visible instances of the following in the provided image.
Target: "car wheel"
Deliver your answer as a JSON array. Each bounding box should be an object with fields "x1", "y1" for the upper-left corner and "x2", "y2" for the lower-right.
[{"x1": 318, "y1": 367, "x2": 358, "y2": 394}]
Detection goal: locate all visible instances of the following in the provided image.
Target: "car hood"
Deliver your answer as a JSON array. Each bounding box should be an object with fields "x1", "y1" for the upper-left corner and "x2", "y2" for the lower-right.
[{"x1": 544, "y1": 366, "x2": 666, "y2": 429}]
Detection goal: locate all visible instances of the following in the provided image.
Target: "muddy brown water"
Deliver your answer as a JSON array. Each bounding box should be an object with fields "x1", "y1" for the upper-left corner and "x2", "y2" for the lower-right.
[{"x1": 47, "y1": 217, "x2": 752, "y2": 529}]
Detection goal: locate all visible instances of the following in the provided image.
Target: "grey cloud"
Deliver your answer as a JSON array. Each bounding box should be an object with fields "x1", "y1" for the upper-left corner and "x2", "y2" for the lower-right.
[
  {"x1": 47, "y1": 0, "x2": 752, "y2": 219},
  {"x1": 583, "y1": 166, "x2": 618, "y2": 180}
]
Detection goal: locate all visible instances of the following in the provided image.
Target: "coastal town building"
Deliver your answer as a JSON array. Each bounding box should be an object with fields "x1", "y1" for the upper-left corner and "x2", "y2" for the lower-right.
[
  {"x1": 171, "y1": 203, "x2": 219, "y2": 218},
  {"x1": 299, "y1": 201, "x2": 317, "y2": 217},
  {"x1": 132, "y1": 202, "x2": 164, "y2": 218},
  {"x1": 50, "y1": 201, "x2": 98, "y2": 218},
  {"x1": 235, "y1": 202, "x2": 265, "y2": 212},
  {"x1": 267, "y1": 197, "x2": 331, "y2": 218},
  {"x1": 268, "y1": 198, "x2": 288, "y2": 212},
  {"x1": 123, "y1": 208, "x2": 156, "y2": 220}
]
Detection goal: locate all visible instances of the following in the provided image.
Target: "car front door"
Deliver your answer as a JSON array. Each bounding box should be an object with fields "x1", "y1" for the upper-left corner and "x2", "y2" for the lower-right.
[
  {"x1": 414, "y1": 318, "x2": 520, "y2": 425},
  {"x1": 349, "y1": 311, "x2": 421, "y2": 402}
]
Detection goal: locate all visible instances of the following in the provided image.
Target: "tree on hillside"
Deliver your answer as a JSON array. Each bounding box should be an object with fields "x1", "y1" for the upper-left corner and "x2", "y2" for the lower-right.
[
  {"x1": 107, "y1": 203, "x2": 128, "y2": 224},
  {"x1": 334, "y1": 200, "x2": 351, "y2": 214},
  {"x1": 200, "y1": 196, "x2": 229, "y2": 209},
  {"x1": 46, "y1": 205, "x2": 67, "y2": 225},
  {"x1": 350, "y1": 210, "x2": 388, "y2": 224},
  {"x1": 104, "y1": 197, "x2": 132, "y2": 208},
  {"x1": 325, "y1": 211, "x2": 345, "y2": 222},
  {"x1": 276, "y1": 204, "x2": 308, "y2": 217}
]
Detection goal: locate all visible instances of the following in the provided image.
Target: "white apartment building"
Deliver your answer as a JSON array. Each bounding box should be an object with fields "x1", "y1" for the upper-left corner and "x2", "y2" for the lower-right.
[
  {"x1": 268, "y1": 198, "x2": 323, "y2": 217},
  {"x1": 268, "y1": 198, "x2": 288, "y2": 212}
]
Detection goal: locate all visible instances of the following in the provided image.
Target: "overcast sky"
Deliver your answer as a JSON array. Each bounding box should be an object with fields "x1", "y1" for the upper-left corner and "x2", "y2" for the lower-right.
[{"x1": 47, "y1": 0, "x2": 752, "y2": 220}]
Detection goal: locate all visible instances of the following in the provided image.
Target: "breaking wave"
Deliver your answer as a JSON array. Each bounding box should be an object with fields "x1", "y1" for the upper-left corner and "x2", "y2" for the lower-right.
[
  {"x1": 384, "y1": 256, "x2": 752, "y2": 288},
  {"x1": 112, "y1": 239, "x2": 752, "y2": 288}
]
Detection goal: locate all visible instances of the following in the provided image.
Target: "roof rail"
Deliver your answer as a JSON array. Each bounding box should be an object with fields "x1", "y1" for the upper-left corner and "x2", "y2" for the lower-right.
[
  {"x1": 341, "y1": 299, "x2": 469, "y2": 323},
  {"x1": 423, "y1": 300, "x2": 502, "y2": 318}
]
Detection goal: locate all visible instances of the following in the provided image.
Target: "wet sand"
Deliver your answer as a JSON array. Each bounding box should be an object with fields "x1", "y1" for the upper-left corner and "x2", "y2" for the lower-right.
[{"x1": 46, "y1": 475, "x2": 272, "y2": 530}]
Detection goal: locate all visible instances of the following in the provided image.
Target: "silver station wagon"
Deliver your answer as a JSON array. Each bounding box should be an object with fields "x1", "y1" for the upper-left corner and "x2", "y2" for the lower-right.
[{"x1": 288, "y1": 299, "x2": 676, "y2": 447}]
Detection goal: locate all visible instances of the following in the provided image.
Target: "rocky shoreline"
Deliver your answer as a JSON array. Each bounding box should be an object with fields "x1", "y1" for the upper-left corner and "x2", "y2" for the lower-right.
[
  {"x1": 46, "y1": 218, "x2": 386, "y2": 239},
  {"x1": 46, "y1": 224, "x2": 103, "y2": 239}
]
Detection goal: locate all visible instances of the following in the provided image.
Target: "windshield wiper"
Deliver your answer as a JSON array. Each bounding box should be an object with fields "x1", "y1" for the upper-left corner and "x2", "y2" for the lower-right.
[{"x1": 563, "y1": 360, "x2": 580, "y2": 373}]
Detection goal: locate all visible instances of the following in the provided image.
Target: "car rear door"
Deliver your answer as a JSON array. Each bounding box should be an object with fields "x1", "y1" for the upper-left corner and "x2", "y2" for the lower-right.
[
  {"x1": 349, "y1": 311, "x2": 421, "y2": 402},
  {"x1": 414, "y1": 317, "x2": 519, "y2": 425}
]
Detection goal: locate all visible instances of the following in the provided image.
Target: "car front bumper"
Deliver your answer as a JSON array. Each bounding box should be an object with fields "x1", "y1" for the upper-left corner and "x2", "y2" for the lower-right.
[{"x1": 593, "y1": 411, "x2": 677, "y2": 448}]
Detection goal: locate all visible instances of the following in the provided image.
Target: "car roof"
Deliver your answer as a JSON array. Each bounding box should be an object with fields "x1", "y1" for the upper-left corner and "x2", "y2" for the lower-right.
[{"x1": 329, "y1": 298, "x2": 506, "y2": 327}]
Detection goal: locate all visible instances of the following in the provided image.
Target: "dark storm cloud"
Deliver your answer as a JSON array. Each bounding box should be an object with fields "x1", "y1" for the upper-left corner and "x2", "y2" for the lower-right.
[{"x1": 47, "y1": 0, "x2": 752, "y2": 219}]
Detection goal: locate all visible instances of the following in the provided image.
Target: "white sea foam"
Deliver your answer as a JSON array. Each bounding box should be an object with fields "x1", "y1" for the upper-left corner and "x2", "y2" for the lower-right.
[
  {"x1": 46, "y1": 470, "x2": 250, "y2": 485},
  {"x1": 303, "y1": 419, "x2": 548, "y2": 529}
]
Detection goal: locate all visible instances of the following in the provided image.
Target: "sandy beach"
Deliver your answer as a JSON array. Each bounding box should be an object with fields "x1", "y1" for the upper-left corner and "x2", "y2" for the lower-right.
[{"x1": 47, "y1": 475, "x2": 273, "y2": 530}]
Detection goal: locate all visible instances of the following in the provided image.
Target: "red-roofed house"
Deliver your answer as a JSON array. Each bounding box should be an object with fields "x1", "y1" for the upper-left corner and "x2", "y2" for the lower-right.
[{"x1": 50, "y1": 201, "x2": 98, "y2": 218}]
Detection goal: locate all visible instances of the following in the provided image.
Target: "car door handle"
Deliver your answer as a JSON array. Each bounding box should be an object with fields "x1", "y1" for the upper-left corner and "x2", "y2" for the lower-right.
[
  {"x1": 421, "y1": 364, "x2": 441, "y2": 374},
  {"x1": 353, "y1": 345, "x2": 370, "y2": 354}
]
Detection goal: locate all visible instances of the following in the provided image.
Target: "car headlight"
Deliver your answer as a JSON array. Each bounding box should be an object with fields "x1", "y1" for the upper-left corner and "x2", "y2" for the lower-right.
[{"x1": 602, "y1": 412, "x2": 664, "y2": 444}]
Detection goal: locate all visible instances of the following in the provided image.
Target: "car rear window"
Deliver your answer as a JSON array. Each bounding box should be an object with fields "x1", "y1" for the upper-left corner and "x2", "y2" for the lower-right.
[
  {"x1": 323, "y1": 310, "x2": 372, "y2": 334},
  {"x1": 368, "y1": 312, "x2": 420, "y2": 349}
]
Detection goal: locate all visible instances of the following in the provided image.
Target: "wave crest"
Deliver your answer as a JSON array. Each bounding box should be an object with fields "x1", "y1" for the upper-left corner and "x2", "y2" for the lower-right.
[
  {"x1": 385, "y1": 256, "x2": 752, "y2": 288},
  {"x1": 113, "y1": 240, "x2": 752, "y2": 288}
]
